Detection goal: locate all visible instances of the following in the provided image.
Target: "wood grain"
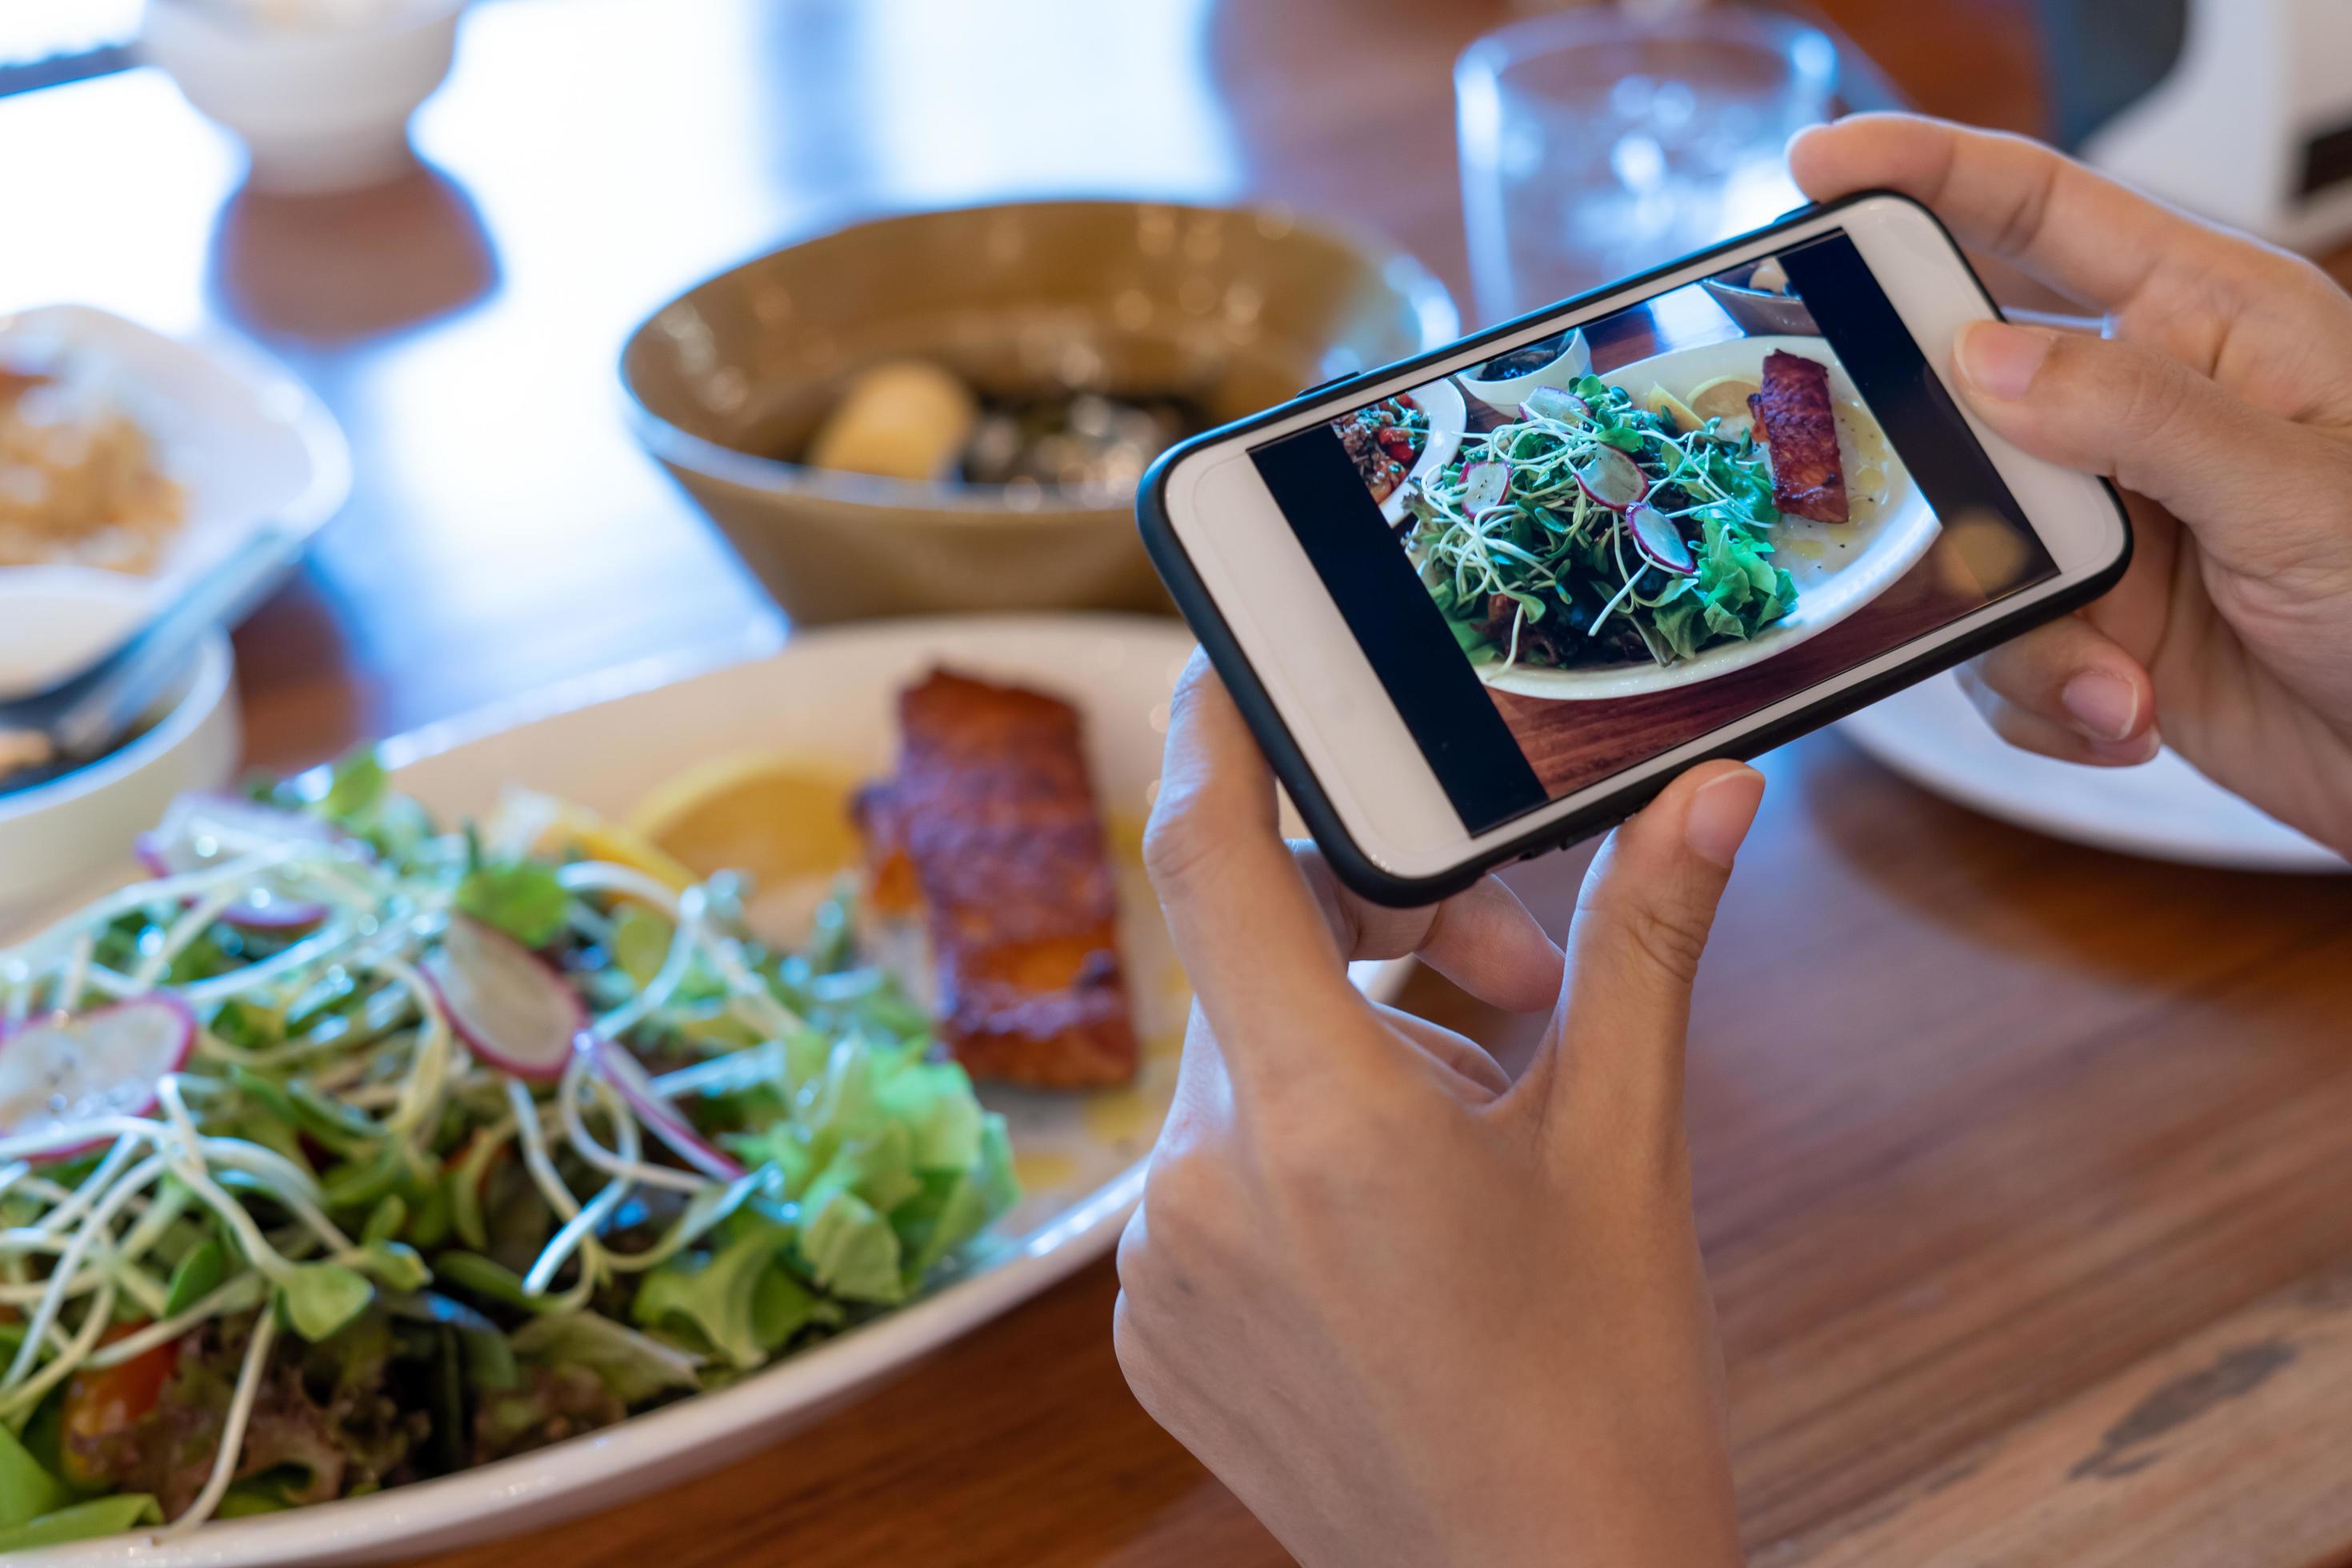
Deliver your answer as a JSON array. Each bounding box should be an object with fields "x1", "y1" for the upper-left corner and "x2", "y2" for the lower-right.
[{"x1": 6, "y1": 1, "x2": 2352, "y2": 1564}]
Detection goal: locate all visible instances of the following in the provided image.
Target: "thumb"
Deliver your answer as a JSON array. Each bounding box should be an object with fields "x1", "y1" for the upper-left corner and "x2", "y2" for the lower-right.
[
  {"x1": 1952, "y1": 320, "x2": 2348, "y2": 577},
  {"x1": 1520, "y1": 761, "x2": 1763, "y2": 1164}
]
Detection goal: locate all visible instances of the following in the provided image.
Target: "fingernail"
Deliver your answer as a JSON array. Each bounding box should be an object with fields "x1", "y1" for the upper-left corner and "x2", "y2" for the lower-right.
[
  {"x1": 2061, "y1": 670, "x2": 2139, "y2": 742},
  {"x1": 1685, "y1": 766, "x2": 1766, "y2": 870},
  {"x1": 1958, "y1": 322, "x2": 2056, "y2": 401}
]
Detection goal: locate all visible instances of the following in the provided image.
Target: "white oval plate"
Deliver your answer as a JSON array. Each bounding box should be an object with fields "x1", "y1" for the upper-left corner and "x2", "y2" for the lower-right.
[
  {"x1": 1839, "y1": 669, "x2": 2346, "y2": 874},
  {"x1": 1475, "y1": 334, "x2": 1941, "y2": 702},
  {"x1": 0, "y1": 304, "x2": 350, "y2": 602},
  {"x1": 37, "y1": 614, "x2": 1410, "y2": 1566}
]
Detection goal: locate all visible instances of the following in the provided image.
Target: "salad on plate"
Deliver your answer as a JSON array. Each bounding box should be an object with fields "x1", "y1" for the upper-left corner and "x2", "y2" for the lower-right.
[
  {"x1": 1406, "y1": 372, "x2": 1800, "y2": 673},
  {"x1": 0, "y1": 754, "x2": 1017, "y2": 1550}
]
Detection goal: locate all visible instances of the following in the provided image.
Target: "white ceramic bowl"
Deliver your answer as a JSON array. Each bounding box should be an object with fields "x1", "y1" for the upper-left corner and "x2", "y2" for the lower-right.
[
  {"x1": 141, "y1": 0, "x2": 466, "y2": 194},
  {"x1": 0, "y1": 570, "x2": 239, "y2": 928},
  {"x1": 1455, "y1": 328, "x2": 1594, "y2": 410}
]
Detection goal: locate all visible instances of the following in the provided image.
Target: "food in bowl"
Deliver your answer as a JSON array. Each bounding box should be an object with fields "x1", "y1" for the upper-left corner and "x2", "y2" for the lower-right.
[
  {"x1": 0, "y1": 352, "x2": 184, "y2": 574},
  {"x1": 801, "y1": 358, "x2": 1212, "y2": 495},
  {"x1": 619, "y1": 199, "x2": 1457, "y2": 622},
  {"x1": 0, "y1": 664, "x2": 1143, "y2": 1547},
  {"x1": 1331, "y1": 394, "x2": 1429, "y2": 506}
]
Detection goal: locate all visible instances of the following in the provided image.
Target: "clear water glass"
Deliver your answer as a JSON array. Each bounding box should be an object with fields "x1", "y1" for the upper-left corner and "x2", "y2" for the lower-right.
[{"x1": 1457, "y1": 6, "x2": 1838, "y2": 323}]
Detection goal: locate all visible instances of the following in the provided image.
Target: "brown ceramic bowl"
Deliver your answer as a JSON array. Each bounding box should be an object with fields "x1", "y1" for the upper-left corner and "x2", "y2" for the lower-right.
[{"x1": 620, "y1": 199, "x2": 1457, "y2": 623}]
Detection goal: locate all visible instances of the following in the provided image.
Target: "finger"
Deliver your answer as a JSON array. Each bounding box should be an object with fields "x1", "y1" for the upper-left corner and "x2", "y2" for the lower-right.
[
  {"x1": 1375, "y1": 1005, "x2": 1512, "y2": 1099},
  {"x1": 1292, "y1": 847, "x2": 1565, "y2": 1014},
  {"x1": 1144, "y1": 652, "x2": 1383, "y2": 1078},
  {"x1": 1956, "y1": 661, "x2": 2164, "y2": 768},
  {"x1": 1951, "y1": 321, "x2": 2352, "y2": 578},
  {"x1": 1963, "y1": 615, "x2": 2159, "y2": 751},
  {"x1": 1786, "y1": 114, "x2": 2224, "y2": 313},
  {"x1": 1515, "y1": 761, "x2": 1763, "y2": 1157}
]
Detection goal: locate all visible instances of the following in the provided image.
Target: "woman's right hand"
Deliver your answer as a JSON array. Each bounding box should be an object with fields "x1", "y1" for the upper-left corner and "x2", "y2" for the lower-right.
[{"x1": 1790, "y1": 114, "x2": 2352, "y2": 856}]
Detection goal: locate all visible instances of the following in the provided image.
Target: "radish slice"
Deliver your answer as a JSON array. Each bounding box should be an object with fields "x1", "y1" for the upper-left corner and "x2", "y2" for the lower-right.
[
  {"x1": 1521, "y1": 386, "x2": 1590, "y2": 424},
  {"x1": 1458, "y1": 460, "x2": 1510, "y2": 512},
  {"x1": 584, "y1": 1034, "x2": 746, "y2": 1183},
  {"x1": 0, "y1": 997, "x2": 194, "y2": 1161},
  {"x1": 422, "y1": 916, "x2": 585, "y2": 1082},
  {"x1": 1573, "y1": 446, "x2": 1649, "y2": 511},
  {"x1": 1626, "y1": 503, "x2": 1697, "y2": 576},
  {"x1": 136, "y1": 794, "x2": 343, "y2": 930}
]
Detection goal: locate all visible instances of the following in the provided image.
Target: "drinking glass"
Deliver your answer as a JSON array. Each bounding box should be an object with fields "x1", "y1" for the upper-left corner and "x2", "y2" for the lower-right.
[{"x1": 1457, "y1": 5, "x2": 1838, "y2": 323}]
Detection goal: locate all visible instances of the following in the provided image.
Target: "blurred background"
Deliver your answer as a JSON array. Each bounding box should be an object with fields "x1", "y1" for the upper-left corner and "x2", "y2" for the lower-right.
[{"x1": 3, "y1": 0, "x2": 2339, "y2": 767}]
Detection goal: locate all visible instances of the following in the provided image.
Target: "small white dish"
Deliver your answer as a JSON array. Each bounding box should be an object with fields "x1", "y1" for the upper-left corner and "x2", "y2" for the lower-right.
[
  {"x1": 24, "y1": 614, "x2": 1409, "y2": 1565},
  {"x1": 0, "y1": 304, "x2": 350, "y2": 606},
  {"x1": 1473, "y1": 333, "x2": 1938, "y2": 702},
  {"x1": 141, "y1": 0, "x2": 466, "y2": 194},
  {"x1": 1840, "y1": 669, "x2": 2346, "y2": 873},
  {"x1": 0, "y1": 570, "x2": 240, "y2": 926},
  {"x1": 1456, "y1": 328, "x2": 1593, "y2": 410}
]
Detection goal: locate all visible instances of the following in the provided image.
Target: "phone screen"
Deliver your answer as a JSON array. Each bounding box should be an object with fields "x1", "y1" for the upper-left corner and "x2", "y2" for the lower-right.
[{"x1": 1249, "y1": 230, "x2": 2058, "y2": 834}]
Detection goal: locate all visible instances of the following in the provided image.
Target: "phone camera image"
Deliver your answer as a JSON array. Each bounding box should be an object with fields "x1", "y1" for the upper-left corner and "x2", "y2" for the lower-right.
[{"x1": 1250, "y1": 230, "x2": 2059, "y2": 834}]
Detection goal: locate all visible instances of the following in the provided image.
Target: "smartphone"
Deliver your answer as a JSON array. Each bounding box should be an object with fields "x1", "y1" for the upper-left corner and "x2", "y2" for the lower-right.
[{"x1": 1137, "y1": 191, "x2": 2132, "y2": 906}]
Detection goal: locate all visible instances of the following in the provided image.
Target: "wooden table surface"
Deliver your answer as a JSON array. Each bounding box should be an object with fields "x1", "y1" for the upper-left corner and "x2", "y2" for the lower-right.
[{"x1": 10, "y1": 2, "x2": 2352, "y2": 1563}]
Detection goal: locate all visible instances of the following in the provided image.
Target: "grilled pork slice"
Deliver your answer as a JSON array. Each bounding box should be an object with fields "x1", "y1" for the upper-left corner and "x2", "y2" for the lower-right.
[
  {"x1": 1747, "y1": 350, "x2": 1850, "y2": 523},
  {"x1": 856, "y1": 670, "x2": 1138, "y2": 1088}
]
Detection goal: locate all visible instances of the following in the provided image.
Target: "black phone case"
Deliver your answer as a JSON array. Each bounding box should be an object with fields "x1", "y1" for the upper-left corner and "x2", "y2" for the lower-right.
[{"x1": 1134, "y1": 190, "x2": 2134, "y2": 908}]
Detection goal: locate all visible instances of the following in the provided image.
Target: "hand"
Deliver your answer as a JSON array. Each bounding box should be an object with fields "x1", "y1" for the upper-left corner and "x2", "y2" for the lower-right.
[
  {"x1": 1113, "y1": 654, "x2": 1763, "y2": 1568},
  {"x1": 1791, "y1": 114, "x2": 2352, "y2": 856}
]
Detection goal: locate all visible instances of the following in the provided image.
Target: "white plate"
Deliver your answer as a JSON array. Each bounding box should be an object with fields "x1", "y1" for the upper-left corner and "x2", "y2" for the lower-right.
[
  {"x1": 36, "y1": 614, "x2": 1411, "y2": 1566},
  {"x1": 1474, "y1": 334, "x2": 1941, "y2": 702},
  {"x1": 1378, "y1": 376, "x2": 1466, "y2": 526},
  {"x1": 1839, "y1": 669, "x2": 2346, "y2": 874},
  {"x1": 0, "y1": 304, "x2": 350, "y2": 601}
]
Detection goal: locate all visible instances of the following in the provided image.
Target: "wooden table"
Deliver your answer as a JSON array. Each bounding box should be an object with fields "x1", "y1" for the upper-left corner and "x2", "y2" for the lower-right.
[{"x1": 9, "y1": 2, "x2": 2352, "y2": 1562}]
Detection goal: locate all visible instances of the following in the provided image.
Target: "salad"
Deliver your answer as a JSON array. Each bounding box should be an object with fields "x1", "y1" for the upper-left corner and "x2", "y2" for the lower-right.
[
  {"x1": 0, "y1": 756, "x2": 1014, "y2": 1549},
  {"x1": 1334, "y1": 394, "x2": 1428, "y2": 505},
  {"x1": 1406, "y1": 374, "x2": 1796, "y2": 671}
]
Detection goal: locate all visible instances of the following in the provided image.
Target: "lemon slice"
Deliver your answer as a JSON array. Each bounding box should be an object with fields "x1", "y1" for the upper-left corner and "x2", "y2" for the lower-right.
[
  {"x1": 1686, "y1": 375, "x2": 1762, "y2": 426},
  {"x1": 486, "y1": 789, "x2": 696, "y2": 892},
  {"x1": 626, "y1": 754, "x2": 865, "y2": 885},
  {"x1": 1642, "y1": 386, "x2": 1703, "y2": 433}
]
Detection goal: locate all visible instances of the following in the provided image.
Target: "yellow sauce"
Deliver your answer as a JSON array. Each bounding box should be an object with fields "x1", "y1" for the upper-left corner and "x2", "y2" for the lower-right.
[
  {"x1": 1013, "y1": 1150, "x2": 1082, "y2": 1190},
  {"x1": 1082, "y1": 1087, "x2": 1156, "y2": 1149}
]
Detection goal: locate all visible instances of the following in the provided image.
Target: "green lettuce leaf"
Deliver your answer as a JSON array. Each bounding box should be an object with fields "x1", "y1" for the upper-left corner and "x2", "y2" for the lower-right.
[
  {"x1": 162, "y1": 1235, "x2": 228, "y2": 1318},
  {"x1": 0, "y1": 1420, "x2": 64, "y2": 1529},
  {"x1": 281, "y1": 1262, "x2": 374, "y2": 1342},
  {"x1": 455, "y1": 859, "x2": 571, "y2": 949},
  {"x1": 630, "y1": 1218, "x2": 810, "y2": 1369},
  {"x1": 0, "y1": 1494, "x2": 163, "y2": 1550},
  {"x1": 796, "y1": 1190, "x2": 903, "y2": 1305},
  {"x1": 511, "y1": 1311, "x2": 703, "y2": 1403}
]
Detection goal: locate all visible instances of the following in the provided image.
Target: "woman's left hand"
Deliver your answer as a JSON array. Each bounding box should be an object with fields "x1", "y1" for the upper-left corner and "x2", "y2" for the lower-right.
[{"x1": 1114, "y1": 652, "x2": 1761, "y2": 1568}]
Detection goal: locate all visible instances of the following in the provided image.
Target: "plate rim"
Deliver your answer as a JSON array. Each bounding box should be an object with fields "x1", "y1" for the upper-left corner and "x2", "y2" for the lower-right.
[{"x1": 1838, "y1": 670, "x2": 2346, "y2": 875}]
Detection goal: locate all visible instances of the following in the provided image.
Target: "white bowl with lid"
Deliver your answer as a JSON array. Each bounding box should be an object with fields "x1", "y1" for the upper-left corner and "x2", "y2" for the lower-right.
[{"x1": 0, "y1": 570, "x2": 239, "y2": 931}]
